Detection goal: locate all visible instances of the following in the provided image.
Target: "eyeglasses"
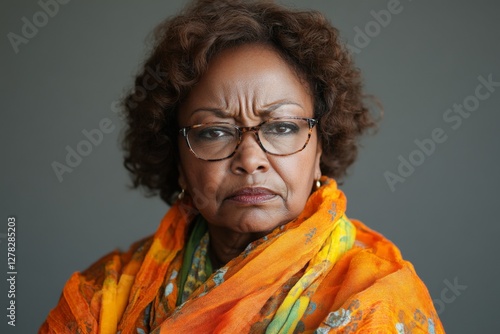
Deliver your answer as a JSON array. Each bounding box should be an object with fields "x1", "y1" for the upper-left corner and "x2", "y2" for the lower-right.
[{"x1": 179, "y1": 116, "x2": 318, "y2": 161}]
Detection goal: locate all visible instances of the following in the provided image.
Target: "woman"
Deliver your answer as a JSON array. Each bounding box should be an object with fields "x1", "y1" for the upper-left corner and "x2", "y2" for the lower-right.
[{"x1": 40, "y1": 0, "x2": 444, "y2": 333}]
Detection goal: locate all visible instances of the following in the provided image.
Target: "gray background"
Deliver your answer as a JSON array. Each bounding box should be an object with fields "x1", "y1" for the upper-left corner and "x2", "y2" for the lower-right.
[{"x1": 1, "y1": 0, "x2": 499, "y2": 333}]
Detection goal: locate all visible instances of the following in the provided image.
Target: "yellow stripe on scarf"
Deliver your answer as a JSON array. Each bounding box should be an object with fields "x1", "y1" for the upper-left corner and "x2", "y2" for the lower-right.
[
  {"x1": 266, "y1": 215, "x2": 355, "y2": 334},
  {"x1": 99, "y1": 255, "x2": 121, "y2": 334}
]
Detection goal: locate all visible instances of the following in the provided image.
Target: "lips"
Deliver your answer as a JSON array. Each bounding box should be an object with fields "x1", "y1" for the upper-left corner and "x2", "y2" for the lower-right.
[{"x1": 226, "y1": 187, "x2": 277, "y2": 204}]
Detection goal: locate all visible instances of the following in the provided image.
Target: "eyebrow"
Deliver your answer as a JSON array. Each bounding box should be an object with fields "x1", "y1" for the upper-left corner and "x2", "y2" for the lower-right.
[
  {"x1": 191, "y1": 100, "x2": 304, "y2": 117},
  {"x1": 261, "y1": 101, "x2": 305, "y2": 114}
]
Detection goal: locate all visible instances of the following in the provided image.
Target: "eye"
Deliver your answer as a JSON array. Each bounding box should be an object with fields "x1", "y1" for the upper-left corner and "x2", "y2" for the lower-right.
[
  {"x1": 195, "y1": 125, "x2": 236, "y2": 141},
  {"x1": 263, "y1": 121, "x2": 300, "y2": 135}
]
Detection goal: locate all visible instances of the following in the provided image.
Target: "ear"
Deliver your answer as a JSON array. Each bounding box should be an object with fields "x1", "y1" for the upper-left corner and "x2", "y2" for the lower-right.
[
  {"x1": 177, "y1": 163, "x2": 187, "y2": 190},
  {"x1": 314, "y1": 141, "x2": 323, "y2": 180}
]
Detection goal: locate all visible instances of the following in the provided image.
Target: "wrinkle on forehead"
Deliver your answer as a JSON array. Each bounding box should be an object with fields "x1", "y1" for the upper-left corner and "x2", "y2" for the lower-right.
[{"x1": 178, "y1": 43, "x2": 313, "y2": 125}]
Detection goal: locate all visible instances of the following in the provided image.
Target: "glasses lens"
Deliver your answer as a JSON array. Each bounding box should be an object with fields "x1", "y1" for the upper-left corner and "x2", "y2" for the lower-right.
[
  {"x1": 186, "y1": 123, "x2": 238, "y2": 160},
  {"x1": 259, "y1": 118, "x2": 312, "y2": 155}
]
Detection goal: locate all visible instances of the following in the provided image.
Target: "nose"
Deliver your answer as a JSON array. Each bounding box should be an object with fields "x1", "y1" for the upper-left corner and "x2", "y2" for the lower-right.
[{"x1": 230, "y1": 131, "x2": 270, "y2": 175}]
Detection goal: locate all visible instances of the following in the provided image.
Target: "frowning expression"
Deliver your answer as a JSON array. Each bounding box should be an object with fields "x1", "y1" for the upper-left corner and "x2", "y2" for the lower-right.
[{"x1": 177, "y1": 44, "x2": 322, "y2": 235}]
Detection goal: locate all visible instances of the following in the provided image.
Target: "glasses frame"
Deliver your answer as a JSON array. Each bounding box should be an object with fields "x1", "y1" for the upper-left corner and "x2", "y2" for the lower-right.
[{"x1": 178, "y1": 116, "x2": 319, "y2": 161}]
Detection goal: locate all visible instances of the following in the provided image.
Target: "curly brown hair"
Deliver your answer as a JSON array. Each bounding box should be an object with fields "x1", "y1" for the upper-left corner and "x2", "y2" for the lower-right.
[{"x1": 122, "y1": 0, "x2": 377, "y2": 204}]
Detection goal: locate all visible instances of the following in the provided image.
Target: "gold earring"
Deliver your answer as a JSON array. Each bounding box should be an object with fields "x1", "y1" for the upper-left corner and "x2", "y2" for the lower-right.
[
  {"x1": 315, "y1": 179, "x2": 321, "y2": 190},
  {"x1": 178, "y1": 189, "x2": 185, "y2": 200}
]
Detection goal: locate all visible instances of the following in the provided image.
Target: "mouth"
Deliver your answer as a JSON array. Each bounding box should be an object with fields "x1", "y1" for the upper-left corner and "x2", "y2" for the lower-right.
[{"x1": 226, "y1": 187, "x2": 277, "y2": 205}]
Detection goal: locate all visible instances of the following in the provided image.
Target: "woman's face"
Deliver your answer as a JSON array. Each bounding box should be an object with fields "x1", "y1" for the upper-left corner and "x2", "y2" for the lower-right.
[{"x1": 177, "y1": 44, "x2": 322, "y2": 235}]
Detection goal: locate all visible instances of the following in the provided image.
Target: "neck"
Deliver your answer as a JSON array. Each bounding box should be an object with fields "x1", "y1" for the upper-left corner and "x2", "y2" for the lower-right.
[{"x1": 207, "y1": 225, "x2": 267, "y2": 269}]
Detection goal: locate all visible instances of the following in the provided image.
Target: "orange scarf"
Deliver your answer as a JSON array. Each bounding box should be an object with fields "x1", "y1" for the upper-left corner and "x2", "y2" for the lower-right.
[{"x1": 40, "y1": 178, "x2": 444, "y2": 333}]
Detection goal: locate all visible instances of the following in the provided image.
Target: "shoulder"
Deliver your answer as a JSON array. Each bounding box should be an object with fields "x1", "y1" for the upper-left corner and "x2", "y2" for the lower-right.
[
  {"x1": 40, "y1": 235, "x2": 154, "y2": 333},
  {"x1": 325, "y1": 219, "x2": 445, "y2": 333},
  {"x1": 351, "y1": 219, "x2": 402, "y2": 257},
  {"x1": 79, "y1": 235, "x2": 154, "y2": 284},
  {"x1": 345, "y1": 219, "x2": 425, "y2": 293}
]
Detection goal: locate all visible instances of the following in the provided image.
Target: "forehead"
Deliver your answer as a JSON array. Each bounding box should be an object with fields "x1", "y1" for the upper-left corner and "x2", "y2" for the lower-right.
[{"x1": 178, "y1": 43, "x2": 313, "y2": 123}]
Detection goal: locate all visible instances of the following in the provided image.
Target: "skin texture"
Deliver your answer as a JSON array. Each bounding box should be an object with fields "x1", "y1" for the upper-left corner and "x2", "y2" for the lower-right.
[{"x1": 177, "y1": 44, "x2": 322, "y2": 266}]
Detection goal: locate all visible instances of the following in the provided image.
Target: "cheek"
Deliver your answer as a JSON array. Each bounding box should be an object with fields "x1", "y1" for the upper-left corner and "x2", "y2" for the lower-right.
[
  {"x1": 181, "y1": 158, "x2": 227, "y2": 210},
  {"x1": 273, "y1": 154, "x2": 317, "y2": 200}
]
